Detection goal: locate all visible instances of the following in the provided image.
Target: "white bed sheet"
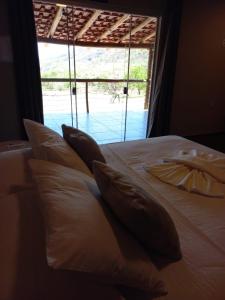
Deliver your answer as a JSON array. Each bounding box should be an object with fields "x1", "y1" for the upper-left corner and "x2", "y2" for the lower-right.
[{"x1": 101, "y1": 135, "x2": 225, "y2": 300}]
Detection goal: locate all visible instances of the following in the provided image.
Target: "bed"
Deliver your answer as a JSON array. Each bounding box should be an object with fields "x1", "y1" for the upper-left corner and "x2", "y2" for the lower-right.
[
  {"x1": 101, "y1": 135, "x2": 225, "y2": 300},
  {"x1": 1, "y1": 124, "x2": 225, "y2": 300}
]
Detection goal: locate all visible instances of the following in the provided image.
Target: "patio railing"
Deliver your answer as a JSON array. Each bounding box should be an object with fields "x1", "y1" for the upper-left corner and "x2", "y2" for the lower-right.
[{"x1": 41, "y1": 78, "x2": 151, "y2": 112}]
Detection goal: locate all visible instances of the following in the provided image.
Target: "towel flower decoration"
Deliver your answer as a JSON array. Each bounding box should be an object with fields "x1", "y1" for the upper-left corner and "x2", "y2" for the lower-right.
[{"x1": 145, "y1": 150, "x2": 225, "y2": 197}]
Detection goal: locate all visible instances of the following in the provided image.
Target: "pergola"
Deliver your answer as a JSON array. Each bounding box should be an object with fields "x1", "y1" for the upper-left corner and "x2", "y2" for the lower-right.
[
  {"x1": 33, "y1": 1, "x2": 157, "y2": 110},
  {"x1": 33, "y1": 1, "x2": 157, "y2": 48}
]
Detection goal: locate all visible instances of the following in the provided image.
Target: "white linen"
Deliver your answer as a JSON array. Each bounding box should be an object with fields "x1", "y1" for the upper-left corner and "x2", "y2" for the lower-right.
[{"x1": 101, "y1": 136, "x2": 225, "y2": 300}]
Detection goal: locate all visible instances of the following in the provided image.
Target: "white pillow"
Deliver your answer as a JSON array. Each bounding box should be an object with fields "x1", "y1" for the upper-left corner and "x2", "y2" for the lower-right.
[
  {"x1": 23, "y1": 119, "x2": 91, "y2": 177},
  {"x1": 29, "y1": 159, "x2": 167, "y2": 298},
  {"x1": 0, "y1": 189, "x2": 123, "y2": 300}
]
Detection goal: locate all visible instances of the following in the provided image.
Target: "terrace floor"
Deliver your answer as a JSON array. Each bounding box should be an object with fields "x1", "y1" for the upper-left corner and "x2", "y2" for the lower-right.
[{"x1": 43, "y1": 91, "x2": 148, "y2": 144}]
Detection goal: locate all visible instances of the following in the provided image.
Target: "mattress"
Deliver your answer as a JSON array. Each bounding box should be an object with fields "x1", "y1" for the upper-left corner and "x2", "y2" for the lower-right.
[{"x1": 101, "y1": 135, "x2": 225, "y2": 300}]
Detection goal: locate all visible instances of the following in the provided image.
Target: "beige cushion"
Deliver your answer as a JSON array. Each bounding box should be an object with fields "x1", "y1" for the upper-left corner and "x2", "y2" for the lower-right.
[
  {"x1": 23, "y1": 119, "x2": 91, "y2": 177},
  {"x1": 93, "y1": 161, "x2": 182, "y2": 265},
  {"x1": 0, "y1": 148, "x2": 33, "y2": 197},
  {"x1": 29, "y1": 159, "x2": 167, "y2": 298},
  {"x1": 62, "y1": 124, "x2": 105, "y2": 172}
]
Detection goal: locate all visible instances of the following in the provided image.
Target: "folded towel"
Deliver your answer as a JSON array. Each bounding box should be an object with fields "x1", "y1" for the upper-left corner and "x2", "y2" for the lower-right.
[
  {"x1": 163, "y1": 149, "x2": 225, "y2": 183},
  {"x1": 145, "y1": 150, "x2": 225, "y2": 198}
]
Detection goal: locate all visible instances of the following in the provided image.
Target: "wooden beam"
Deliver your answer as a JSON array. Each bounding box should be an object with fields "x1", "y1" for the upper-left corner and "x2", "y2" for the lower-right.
[
  {"x1": 75, "y1": 10, "x2": 101, "y2": 40},
  {"x1": 47, "y1": 6, "x2": 64, "y2": 38},
  {"x1": 38, "y1": 37, "x2": 152, "y2": 49},
  {"x1": 120, "y1": 17, "x2": 155, "y2": 41},
  {"x1": 98, "y1": 14, "x2": 129, "y2": 41},
  {"x1": 144, "y1": 48, "x2": 154, "y2": 109},
  {"x1": 142, "y1": 31, "x2": 156, "y2": 43}
]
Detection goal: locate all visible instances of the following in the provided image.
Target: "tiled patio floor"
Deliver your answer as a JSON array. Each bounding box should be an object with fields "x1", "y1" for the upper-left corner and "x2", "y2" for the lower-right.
[{"x1": 43, "y1": 92, "x2": 148, "y2": 144}]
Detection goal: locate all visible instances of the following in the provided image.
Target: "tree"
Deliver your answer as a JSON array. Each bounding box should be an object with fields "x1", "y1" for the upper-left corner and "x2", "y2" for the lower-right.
[{"x1": 126, "y1": 65, "x2": 147, "y2": 95}]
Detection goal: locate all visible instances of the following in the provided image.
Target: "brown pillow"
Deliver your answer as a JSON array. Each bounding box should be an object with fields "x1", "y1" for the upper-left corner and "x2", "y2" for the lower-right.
[
  {"x1": 93, "y1": 161, "x2": 182, "y2": 265},
  {"x1": 62, "y1": 124, "x2": 105, "y2": 172}
]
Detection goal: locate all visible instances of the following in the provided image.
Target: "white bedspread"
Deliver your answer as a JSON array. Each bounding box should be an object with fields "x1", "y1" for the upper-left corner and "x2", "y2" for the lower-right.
[{"x1": 101, "y1": 136, "x2": 225, "y2": 300}]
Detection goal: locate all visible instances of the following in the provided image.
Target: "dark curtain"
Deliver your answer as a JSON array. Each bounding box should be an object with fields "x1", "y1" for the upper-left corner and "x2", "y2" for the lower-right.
[
  {"x1": 147, "y1": 0, "x2": 183, "y2": 137},
  {"x1": 8, "y1": 0, "x2": 43, "y2": 138}
]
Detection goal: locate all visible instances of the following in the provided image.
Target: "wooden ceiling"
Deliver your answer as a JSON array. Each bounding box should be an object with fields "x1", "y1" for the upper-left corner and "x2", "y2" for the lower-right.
[{"x1": 33, "y1": 1, "x2": 157, "y2": 48}]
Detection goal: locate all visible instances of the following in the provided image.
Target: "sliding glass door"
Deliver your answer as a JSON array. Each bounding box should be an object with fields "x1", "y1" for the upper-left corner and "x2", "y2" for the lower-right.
[
  {"x1": 35, "y1": 1, "x2": 157, "y2": 143},
  {"x1": 72, "y1": 45, "x2": 130, "y2": 144},
  {"x1": 38, "y1": 43, "x2": 73, "y2": 132}
]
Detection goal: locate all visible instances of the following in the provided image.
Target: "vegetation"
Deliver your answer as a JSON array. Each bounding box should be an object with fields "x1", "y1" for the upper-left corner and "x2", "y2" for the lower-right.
[
  {"x1": 40, "y1": 45, "x2": 149, "y2": 96},
  {"x1": 126, "y1": 65, "x2": 148, "y2": 95}
]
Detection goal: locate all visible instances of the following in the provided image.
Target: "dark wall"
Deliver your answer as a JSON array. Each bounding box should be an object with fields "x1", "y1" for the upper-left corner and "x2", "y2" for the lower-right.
[
  {"x1": 170, "y1": 0, "x2": 225, "y2": 136},
  {"x1": 0, "y1": 0, "x2": 21, "y2": 141},
  {"x1": 47, "y1": 0, "x2": 166, "y2": 16},
  {"x1": 0, "y1": 0, "x2": 225, "y2": 141}
]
